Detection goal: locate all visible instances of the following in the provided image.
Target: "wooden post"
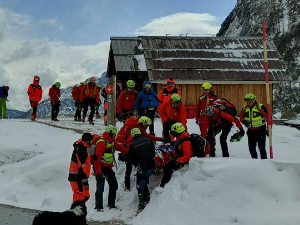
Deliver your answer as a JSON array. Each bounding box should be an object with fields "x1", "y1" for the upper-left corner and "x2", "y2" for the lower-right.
[
  {"x1": 262, "y1": 21, "x2": 273, "y2": 159},
  {"x1": 107, "y1": 75, "x2": 116, "y2": 126}
]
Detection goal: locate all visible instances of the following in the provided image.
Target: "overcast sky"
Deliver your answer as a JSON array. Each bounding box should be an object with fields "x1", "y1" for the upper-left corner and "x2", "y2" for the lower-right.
[{"x1": 0, "y1": 0, "x2": 237, "y2": 111}]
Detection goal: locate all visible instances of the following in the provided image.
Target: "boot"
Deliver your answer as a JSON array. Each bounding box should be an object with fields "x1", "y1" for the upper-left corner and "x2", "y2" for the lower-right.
[{"x1": 137, "y1": 189, "x2": 147, "y2": 213}]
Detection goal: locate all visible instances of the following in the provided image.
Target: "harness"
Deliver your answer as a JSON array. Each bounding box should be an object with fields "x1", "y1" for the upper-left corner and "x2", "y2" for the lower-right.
[{"x1": 96, "y1": 137, "x2": 117, "y2": 169}]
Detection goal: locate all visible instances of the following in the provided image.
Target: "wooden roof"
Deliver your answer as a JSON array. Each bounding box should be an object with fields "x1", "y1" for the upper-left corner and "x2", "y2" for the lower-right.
[{"x1": 107, "y1": 36, "x2": 292, "y2": 83}]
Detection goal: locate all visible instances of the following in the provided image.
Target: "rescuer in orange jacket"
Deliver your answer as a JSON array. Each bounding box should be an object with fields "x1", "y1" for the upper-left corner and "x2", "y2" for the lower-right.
[
  {"x1": 201, "y1": 106, "x2": 244, "y2": 157},
  {"x1": 160, "y1": 122, "x2": 193, "y2": 188},
  {"x1": 157, "y1": 78, "x2": 181, "y2": 112},
  {"x1": 68, "y1": 133, "x2": 93, "y2": 207},
  {"x1": 159, "y1": 93, "x2": 187, "y2": 141},
  {"x1": 27, "y1": 75, "x2": 43, "y2": 121},
  {"x1": 93, "y1": 125, "x2": 128, "y2": 212},
  {"x1": 80, "y1": 77, "x2": 100, "y2": 125}
]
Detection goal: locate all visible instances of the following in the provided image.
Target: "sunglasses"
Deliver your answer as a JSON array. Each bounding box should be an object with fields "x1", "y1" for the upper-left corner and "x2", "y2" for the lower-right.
[
  {"x1": 167, "y1": 83, "x2": 174, "y2": 86},
  {"x1": 244, "y1": 98, "x2": 255, "y2": 102}
]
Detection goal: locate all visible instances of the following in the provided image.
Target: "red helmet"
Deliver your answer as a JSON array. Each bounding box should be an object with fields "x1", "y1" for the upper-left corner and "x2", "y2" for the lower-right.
[{"x1": 167, "y1": 78, "x2": 175, "y2": 84}]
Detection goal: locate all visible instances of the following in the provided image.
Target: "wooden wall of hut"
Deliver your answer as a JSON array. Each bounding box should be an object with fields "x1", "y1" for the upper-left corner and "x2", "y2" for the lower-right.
[{"x1": 157, "y1": 84, "x2": 273, "y2": 115}]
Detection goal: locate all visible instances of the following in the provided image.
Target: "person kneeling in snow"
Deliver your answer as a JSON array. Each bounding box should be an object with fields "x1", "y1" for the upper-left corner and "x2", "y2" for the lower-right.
[
  {"x1": 129, "y1": 128, "x2": 156, "y2": 213},
  {"x1": 160, "y1": 122, "x2": 193, "y2": 188}
]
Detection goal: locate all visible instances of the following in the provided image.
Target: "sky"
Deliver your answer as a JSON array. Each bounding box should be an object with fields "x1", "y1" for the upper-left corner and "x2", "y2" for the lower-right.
[
  {"x1": 0, "y1": 0, "x2": 237, "y2": 111},
  {"x1": 0, "y1": 118, "x2": 299, "y2": 224}
]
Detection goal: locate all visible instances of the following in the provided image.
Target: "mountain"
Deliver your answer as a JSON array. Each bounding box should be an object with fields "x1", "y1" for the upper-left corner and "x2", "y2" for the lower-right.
[
  {"x1": 217, "y1": 0, "x2": 300, "y2": 119},
  {"x1": 9, "y1": 72, "x2": 108, "y2": 119}
]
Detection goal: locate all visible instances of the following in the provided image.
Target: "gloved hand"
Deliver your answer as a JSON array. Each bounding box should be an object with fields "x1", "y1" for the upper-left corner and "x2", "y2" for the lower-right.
[
  {"x1": 239, "y1": 127, "x2": 245, "y2": 137},
  {"x1": 118, "y1": 153, "x2": 125, "y2": 162},
  {"x1": 167, "y1": 158, "x2": 178, "y2": 167},
  {"x1": 195, "y1": 119, "x2": 199, "y2": 125},
  {"x1": 116, "y1": 113, "x2": 120, "y2": 120},
  {"x1": 242, "y1": 121, "x2": 249, "y2": 127},
  {"x1": 265, "y1": 129, "x2": 269, "y2": 137}
]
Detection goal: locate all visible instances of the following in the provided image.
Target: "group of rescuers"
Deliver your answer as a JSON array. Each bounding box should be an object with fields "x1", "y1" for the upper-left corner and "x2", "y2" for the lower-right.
[{"x1": 68, "y1": 78, "x2": 269, "y2": 214}]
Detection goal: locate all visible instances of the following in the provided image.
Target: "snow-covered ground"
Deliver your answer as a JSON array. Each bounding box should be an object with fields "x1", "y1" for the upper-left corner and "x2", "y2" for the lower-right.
[{"x1": 0, "y1": 118, "x2": 300, "y2": 224}]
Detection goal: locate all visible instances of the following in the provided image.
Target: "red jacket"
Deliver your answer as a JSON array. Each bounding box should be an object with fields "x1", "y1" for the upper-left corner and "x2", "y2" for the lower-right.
[
  {"x1": 201, "y1": 107, "x2": 242, "y2": 138},
  {"x1": 158, "y1": 86, "x2": 181, "y2": 109},
  {"x1": 27, "y1": 76, "x2": 43, "y2": 102},
  {"x1": 195, "y1": 91, "x2": 218, "y2": 122},
  {"x1": 125, "y1": 123, "x2": 162, "y2": 147},
  {"x1": 72, "y1": 85, "x2": 83, "y2": 101},
  {"x1": 175, "y1": 131, "x2": 193, "y2": 164},
  {"x1": 93, "y1": 132, "x2": 128, "y2": 175},
  {"x1": 80, "y1": 83, "x2": 100, "y2": 103},
  {"x1": 117, "y1": 88, "x2": 137, "y2": 113},
  {"x1": 159, "y1": 100, "x2": 187, "y2": 127},
  {"x1": 48, "y1": 85, "x2": 61, "y2": 103}
]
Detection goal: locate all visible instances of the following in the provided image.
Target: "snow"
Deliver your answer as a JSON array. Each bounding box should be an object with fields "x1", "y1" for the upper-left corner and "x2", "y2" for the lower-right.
[{"x1": 0, "y1": 118, "x2": 300, "y2": 224}]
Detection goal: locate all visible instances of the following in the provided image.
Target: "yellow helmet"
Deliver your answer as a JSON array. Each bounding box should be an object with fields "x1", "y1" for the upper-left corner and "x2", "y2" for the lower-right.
[
  {"x1": 131, "y1": 128, "x2": 142, "y2": 137},
  {"x1": 105, "y1": 125, "x2": 118, "y2": 134},
  {"x1": 138, "y1": 116, "x2": 152, "y2": 126},
  {"x1": 202, "y1": 82, "x2": 212, "y2": 90},
  {"x1": 171, "y1": 122, "x2": 185, "y2": 134}
]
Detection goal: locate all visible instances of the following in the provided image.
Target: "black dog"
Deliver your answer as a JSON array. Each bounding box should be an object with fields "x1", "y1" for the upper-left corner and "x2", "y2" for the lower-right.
[{"x1": 32, "y1": 201, "x2": 87, "y2": 225}]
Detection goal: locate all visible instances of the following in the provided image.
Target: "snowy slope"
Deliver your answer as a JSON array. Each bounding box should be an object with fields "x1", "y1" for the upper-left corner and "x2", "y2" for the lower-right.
[{"x1": 0, "y1": 118, "x2": 299, "y2": 224}]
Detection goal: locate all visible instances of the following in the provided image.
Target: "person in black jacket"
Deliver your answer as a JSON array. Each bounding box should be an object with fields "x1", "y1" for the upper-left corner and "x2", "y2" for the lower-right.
[{"x1": 129, "y1": 128, "x2": 155, "y2": 213}]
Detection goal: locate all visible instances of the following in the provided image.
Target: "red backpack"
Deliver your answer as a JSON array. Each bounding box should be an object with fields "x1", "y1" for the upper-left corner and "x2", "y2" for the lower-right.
[
  {"x1": 213, "y1": 98, "x2": 237, "y2": 117},
  {"x1": 115, "y1": 116, "x2": 139, "y2": 145}
]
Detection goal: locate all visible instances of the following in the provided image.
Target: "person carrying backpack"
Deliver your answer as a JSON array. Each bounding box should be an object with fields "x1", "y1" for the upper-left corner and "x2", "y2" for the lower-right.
[
  {"x1": 0, "y1": 85, "x2": 9, "y2": 119},
  {"x1": 27, "y1": 76, "x2": 43, "y2": 121},
  {"x1": 159, "y1": 93, "x2": 187, "y2": 141},
  {"x1": 240, "y1": 93, "x2": 268, "y2": 159},
  {"x1": 160, "y1": 122, "x2": 193, "y2": 188},
  {"x1": 157, "y1": 78, "x2": 181, "y2": 113},
  {"x1": 80, "y1": 77, "x2": 100, "y2": 125},
  {"x1": 201, "y1": 105, "x2": 244, "y2": 157},
  {"x1": 72, "y1": 82, "x2": 85, "y2": 121},
  {"x1": 116, "y1": 80, "x2": 137, "y2": 122},
  {"x1": 93, "y1": 126, "x2": 128, "y2": 212},
  {"x1": 48, "y1": 82, "x2": 61, "y2": 121},
  {"x1": 129, "y1": 128, "x2": 156, "y2": 213},
  {"x1": 134, "y1": 81, "x2": 159, "y2": 135},
  {"x1": 116, "y1": 116, "x2": 167, "y2": 191},
  {"x1": 195, "y1": 82, "x2": 218, "y2": 128}
]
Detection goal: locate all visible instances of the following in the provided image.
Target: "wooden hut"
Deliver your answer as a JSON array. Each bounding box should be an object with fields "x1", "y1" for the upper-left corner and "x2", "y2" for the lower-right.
[{"x1": 107, "y1": 36, "x2": 291, "y2": 116}]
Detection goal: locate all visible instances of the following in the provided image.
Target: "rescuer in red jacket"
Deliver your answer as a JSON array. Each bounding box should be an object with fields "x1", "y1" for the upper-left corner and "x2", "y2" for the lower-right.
[
  {"x1": 80, "y1": 77, "x2": 100, "y2": 125},
  {"x1": 157, "y1": 78, "x2": 181, "y2": 112},
  {"x1": 72, "y1": 82, "x2": 85, "y2": 121},
  {"x1": 48, "y1": 82, "x2": 61, "y2": 121},
  {"x1": 159, "y1": 93, "x2": 187, "y2": 141},
  {"x1": 116, "y1": 80, "x2": 137, "y2": 122},
  {"x1": 195, "y1": 82, "x2": 218, "y2": 128},
  {"x1": 201, "y1": 106, "x2": 244, "y2": 157},
  {"x1": 93, "y1": 126, "x2": 128, "y2": 212},
  {"x1": 27, "y1": 76, "x2": 43, "y2": 121}
]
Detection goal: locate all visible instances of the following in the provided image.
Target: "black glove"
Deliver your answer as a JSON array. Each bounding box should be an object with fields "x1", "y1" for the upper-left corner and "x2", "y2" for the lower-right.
[
  {"x1": 116, "y1": 113, "x2": 120, "y2": 120},
  {"x1": 167, "y1": 159, "x2": 178, "y2": 167},
  {"x1": 242, "y1": 121, "x2": 249, "y2": 127},
  {"x1": 265, "y1": 129, "x2": 269, "y2": 137},
  {"x1": 239, "y1": 128, "x2": 245, "y2": 137},
  {"x1": 160, "y1": 138, "x2": 171, "y2": 143},
  {"x1": 118, "y1": 153, "x2": 125, "y2": 162}
]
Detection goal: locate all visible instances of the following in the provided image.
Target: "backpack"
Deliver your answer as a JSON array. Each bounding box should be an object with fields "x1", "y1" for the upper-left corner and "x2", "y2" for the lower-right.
[
  {"x1": 115, "y1": 116, "x2": 139, "y2": 145},
  {"x1": 180, "y1": 133, "x2": 207, "y2": 158},
  {"x1": 213, "y1": 98, "x2": 237, "y2": 117},
  {"x1": 0, "y1": 86, "x2": 3, "y2": 97}
]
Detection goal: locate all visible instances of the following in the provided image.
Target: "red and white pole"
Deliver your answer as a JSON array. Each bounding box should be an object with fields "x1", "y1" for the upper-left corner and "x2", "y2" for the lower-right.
[{"x1": 262, "y1": 21, "x2": 273, "y2": 159}]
